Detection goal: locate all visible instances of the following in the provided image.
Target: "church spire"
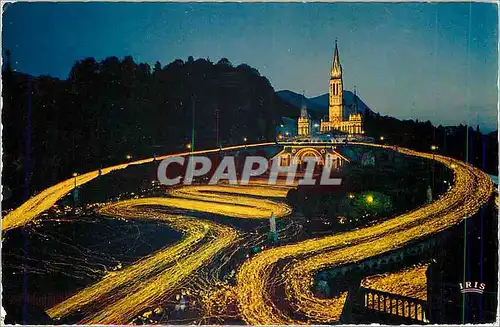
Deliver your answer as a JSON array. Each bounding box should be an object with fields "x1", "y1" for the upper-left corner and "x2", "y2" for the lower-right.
[
  {"x1": 300, "y1": 90, "x2": 308, "y2": 118},
  {"x1": 331, "y1": 39, "x2": 342, "y2": 79}
]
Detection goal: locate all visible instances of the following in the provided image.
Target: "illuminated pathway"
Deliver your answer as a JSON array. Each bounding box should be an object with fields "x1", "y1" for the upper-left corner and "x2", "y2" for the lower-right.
[
  {"x1": 3, "y1": 142, "x2": 493, "y2": 324},
  {"x1": 2, "y1": 142, "x2": 275, "y2": 231},
  {"x1": 235, "y1": 144, "x2": 493, "y2": 324},
  {"x1": 361, "y1": 264, "x2": 428, "y2": 300},
  {"x1": 46, "y1": 198, "x2": 238, "y2": 323},
  {"x1": 168, "y1": 184, "x2": 291, "y2": 219},
  {"x1": 47, "y1": 183, "x2": 291, "y2": 324},
  {"x1": 360, "y1": 264, "x2": 428, "y2": 319}
]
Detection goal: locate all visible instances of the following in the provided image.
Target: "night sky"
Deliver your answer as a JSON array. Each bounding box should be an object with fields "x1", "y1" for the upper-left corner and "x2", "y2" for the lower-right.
[{"x1": 2, "y1": 2, "x2": 498, "y2": 131}]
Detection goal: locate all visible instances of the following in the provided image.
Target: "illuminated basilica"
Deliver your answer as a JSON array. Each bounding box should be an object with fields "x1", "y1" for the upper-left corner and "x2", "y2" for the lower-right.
[{"x1": 298, "y1": 41, "x2": 364, "y2": 136}]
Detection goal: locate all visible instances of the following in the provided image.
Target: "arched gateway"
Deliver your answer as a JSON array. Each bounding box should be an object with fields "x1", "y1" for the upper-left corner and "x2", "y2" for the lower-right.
[{"x1": 273, "y1": 145, "x2": 350, "y2": 170}]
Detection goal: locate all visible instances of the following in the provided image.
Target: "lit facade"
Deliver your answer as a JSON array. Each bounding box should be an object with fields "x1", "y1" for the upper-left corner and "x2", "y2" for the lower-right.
[
  {"x1": 273, "y1": 145, "x2": 350, "y2": 170},
  {"x1": 297, "y1": 105, "x2": 311, "y2": 136},
  {"x1": 320, "y1": 41, "x2": 364, "y2": 135}
]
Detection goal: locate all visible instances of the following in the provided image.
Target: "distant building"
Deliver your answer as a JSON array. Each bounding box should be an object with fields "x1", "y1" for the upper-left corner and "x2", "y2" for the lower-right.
[
  {"x1": 273, "y1": 145, "x2": 350, "y2": 170},
  {"x1": 297, "y1": 104, "x2": 311, "y2": 136},
  {"x1": 320, "y1": 41, "x2": 364, "y2": 135}
]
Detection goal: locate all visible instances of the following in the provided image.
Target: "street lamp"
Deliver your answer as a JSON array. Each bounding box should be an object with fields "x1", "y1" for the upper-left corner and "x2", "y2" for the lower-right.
[
  {"x1": 186, "y1": 143, "x2": 192, "y2": 150},
  {"x1": 125, "y1": 154, "x2": 132, "y2": 160},
  {"x1": 366, "y1": 194, "x2": 374, "y2": 204},
  {"x1": 72, "y1": 172, "x2": 78, "y2": 188},
  {"x1": 380, "y1": 136, "x2": 384, "y2": 141},
  {"x1": 430, "y1": 145, "x2": 438, "y2": 193},
  {"x1": 72, "y1": 172, "x2": 79, "y2": 207},
  {"x1": 243, "y1": 137, "x2": 248, "y2": 148}
]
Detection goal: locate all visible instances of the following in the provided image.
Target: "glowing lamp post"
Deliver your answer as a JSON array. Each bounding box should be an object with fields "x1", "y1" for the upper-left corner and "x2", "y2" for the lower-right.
[
  {"x1": 72, "y1": 172, "x2": 78, "y2": 188},
  {"x1": 380, "y1": 136, "x2": 384, "y2": 141},
  {"x1": 72, "y1": 172, "x2": 79, "y2": 206},
  {"x1": 366, "y1": 194, "x2": 374, "y2": 204},
  {"x1": 430, "y1": 145, "x2": 438, "y2": 193}
]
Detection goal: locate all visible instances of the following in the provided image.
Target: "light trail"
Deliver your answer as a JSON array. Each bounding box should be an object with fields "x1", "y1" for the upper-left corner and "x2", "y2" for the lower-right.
[
  {"x1": 361, "y1": 263, "x2": 428, "y2": 300},
  {"x1": 47, "y1": 182, "x2": 290, "y2": 324},
  {"x1": 167, "y1": 184, "x2": 292, "y2": 219},
  {"x1": 235, "y1": 144, "x2": 493, "y2": 324},
  {"x1": 2, "y1": 142, "x2": 275, "y2": 231},
  {"x1": 47, "y1": 198, "x2": 240, "y2": 324},
  {"x1": 361, "y1": 264, "x2": 428, "y2": 319}
]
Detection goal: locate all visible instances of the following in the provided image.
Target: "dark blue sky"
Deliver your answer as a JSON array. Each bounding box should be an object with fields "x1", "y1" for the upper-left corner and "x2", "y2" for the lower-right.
[{"x1": 3, "y1": 2, "x2": 498, "y2": 131}]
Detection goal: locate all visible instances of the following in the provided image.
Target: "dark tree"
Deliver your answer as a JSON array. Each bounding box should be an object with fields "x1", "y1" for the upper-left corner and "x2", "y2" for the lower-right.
[{"x1": 1, "y1": 55, "x2": 294, "y2": 209}]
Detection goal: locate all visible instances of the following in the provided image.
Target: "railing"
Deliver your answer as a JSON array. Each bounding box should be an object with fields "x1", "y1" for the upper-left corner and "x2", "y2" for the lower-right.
[{"x1": 360, "y1": 287, "x2": 429, "y2": 323}]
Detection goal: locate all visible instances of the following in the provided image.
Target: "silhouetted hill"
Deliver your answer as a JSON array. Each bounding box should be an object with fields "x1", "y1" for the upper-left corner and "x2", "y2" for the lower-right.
[
  {"x1": 307, "y1": 93, "x2": 329, "y2": 109},
  {"x1": 275, "y1": 90, "x2": 316, "y2": 110},
  {"x1": 276, "y1": 89, "x2": 373, "y2": 119}
]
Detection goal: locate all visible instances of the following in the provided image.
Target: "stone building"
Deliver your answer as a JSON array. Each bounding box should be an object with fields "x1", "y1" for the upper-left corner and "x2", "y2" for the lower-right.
[
  {"x1": 320, "y1": 41, "x2": 364, "y2": 135},
  {"x1": 297, "y1": 104, "x2": 311, "y2": 136}
]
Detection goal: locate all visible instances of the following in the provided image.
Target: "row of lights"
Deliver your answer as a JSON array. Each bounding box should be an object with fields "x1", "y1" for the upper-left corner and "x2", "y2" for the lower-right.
[
  {"x1": 379, "y1": 135, "x2": 439, "y2": 148},
  {"x1": 186, "y1": 137, "x2": 248, "y2": 150},
  {"x1": 72, "y1": 153, "x2": 133, "y2": 178},
  {"x1": 72, "y1": 141, "x2": 441, "y2": 180},
  {"x1": 380, "y1": 135, "x2": 439, "y2": 153}
]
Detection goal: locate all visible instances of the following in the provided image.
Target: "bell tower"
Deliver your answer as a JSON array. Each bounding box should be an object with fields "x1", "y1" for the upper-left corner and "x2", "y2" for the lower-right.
[
  {"x1": 297, "y1": 91, "x2": 311, "y2": 136},
  {"x1": 329, "y1": 40, "x2": 343, "y2": 123}
]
